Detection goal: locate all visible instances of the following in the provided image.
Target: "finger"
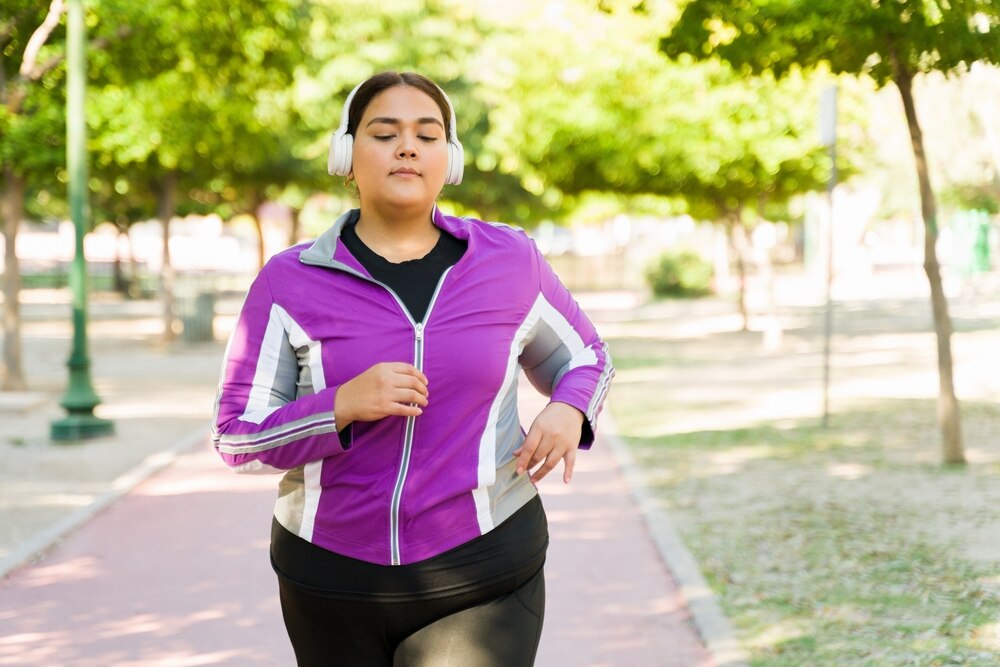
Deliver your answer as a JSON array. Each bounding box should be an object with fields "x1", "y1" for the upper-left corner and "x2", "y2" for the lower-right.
[
  {"x1": 394, "y1": 364, "x2": 429, "y2": 387},
  {"x1": 400, "y1": 374, "x2": 429, "y2": 398},
  {"x1": 526, "y1": 436, "x2": 554, "y2": 470},
  {"x1": 529, "y1": 451, "x2": 560, "y2": 484},
  {"x1": 563, "y1": 448, "x2": 576, "y2": 484},
  {"x1": 386, "y1": 402, "x2": 423, "y2": 417},
  {"x1": 516, "y1": 430, "x2": 542, "y2": 475},
  {"x1": 397, "y1": 388, "x2": 428, "y2": 407}
]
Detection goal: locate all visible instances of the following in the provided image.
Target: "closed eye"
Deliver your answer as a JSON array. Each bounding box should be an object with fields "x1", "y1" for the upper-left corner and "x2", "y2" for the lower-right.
[
  {"x1": 419, "y1": 136, "x2": 439, "y2": 142},
  {"x1": 374, "y1": 135, "x2": 395, "y2": 141}
]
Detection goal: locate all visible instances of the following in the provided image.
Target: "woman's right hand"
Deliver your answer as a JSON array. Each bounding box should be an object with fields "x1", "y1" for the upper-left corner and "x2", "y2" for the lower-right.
[{"x1": 334, "y1": 362, "x2": 429, "y2": 429}]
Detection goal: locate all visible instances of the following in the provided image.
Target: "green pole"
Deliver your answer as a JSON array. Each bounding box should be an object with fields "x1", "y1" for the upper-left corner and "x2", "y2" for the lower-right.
[{"x1": 51, "y1": 0, "x2": 114, "y2": 441}]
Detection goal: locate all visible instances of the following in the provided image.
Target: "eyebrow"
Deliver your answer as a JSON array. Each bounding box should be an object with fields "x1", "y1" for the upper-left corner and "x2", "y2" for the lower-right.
[{"x1": 365, "y1": 117, "x2": 445, "y2": 129}]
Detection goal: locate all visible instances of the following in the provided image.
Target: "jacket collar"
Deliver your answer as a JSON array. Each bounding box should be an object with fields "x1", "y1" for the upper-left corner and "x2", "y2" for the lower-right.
[{"x1": 300, "y1": 206, "x2": 472, "y2": 267}]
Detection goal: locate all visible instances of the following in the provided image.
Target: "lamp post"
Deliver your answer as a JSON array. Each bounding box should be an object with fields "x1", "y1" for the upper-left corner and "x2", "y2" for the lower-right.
[{"x1": 51, "y1": 0, "x2": 114, "y2": 441}]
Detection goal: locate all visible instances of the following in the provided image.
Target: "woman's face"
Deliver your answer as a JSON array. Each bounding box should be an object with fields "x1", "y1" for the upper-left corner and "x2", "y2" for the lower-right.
[{"x1": 351, "y1": 85, "x2": 449, "y2": 214}]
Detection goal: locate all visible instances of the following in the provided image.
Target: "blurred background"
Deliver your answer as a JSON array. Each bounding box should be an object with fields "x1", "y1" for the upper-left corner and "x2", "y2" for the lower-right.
[{"x1": 2, "y1": 0, "x2": 997, "y2": 315}]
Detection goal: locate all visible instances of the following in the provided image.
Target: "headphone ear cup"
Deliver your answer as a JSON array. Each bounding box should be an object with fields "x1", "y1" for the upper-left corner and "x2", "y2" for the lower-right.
[
  {"x1": 327, "y1": 131, "x2": 354, "y2": 176},
  {"x1": 445, "y1": 140, "x2": 464, "y2": 185}
]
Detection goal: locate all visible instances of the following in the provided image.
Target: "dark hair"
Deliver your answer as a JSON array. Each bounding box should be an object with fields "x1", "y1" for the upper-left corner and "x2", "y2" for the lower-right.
[{"x1": 346, "y1": 71, "x2": 453, "y2": 139}]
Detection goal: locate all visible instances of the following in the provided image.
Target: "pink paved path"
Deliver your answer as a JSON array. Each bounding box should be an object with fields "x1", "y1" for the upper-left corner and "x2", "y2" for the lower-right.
[{"x1": 0, "y1": 392, "x2": 712, "y2": 667}]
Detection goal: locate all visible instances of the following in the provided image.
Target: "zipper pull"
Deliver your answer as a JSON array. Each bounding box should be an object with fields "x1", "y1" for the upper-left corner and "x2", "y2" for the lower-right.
[{"x1": 415, "y1": 323, "x2": 424, "y2": 341}]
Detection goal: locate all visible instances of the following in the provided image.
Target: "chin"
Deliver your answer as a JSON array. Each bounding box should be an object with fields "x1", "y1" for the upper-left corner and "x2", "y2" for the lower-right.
[{"x1": 380, "y1": 194, "x2": 437, "y2": 211}]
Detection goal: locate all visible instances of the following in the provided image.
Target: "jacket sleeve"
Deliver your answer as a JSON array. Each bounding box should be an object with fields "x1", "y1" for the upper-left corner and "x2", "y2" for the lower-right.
[
  {"x1": 517, "y1": 234, "x2": 614, "y2": 448},
  {"x1": 211, "y1": 266, "x2": 350, "y2": 474}
]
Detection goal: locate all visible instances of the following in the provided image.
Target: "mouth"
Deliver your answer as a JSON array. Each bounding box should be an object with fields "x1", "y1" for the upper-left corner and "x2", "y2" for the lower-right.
[{"x1": 391, "y1": 168, "x2": 420, "y2": 177}]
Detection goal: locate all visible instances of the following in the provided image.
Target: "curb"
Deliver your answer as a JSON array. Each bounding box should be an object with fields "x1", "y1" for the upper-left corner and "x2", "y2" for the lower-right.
[
  {"x1": 0, "y1": 425, "x2": 211, "y2": 581},
  {"x1": 601, "y1": 411, "x2": 750, "y2": 667}
]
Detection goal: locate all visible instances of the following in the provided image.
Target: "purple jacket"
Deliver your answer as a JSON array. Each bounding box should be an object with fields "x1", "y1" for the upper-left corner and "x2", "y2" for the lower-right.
[{"x1": 212, "y1": 208, "x2": 613, "y2": 565}]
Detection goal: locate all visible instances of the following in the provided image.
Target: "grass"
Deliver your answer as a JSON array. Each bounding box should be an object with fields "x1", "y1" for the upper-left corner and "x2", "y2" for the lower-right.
[{"x1": 609, "y1": 341, "x2": 1000, "y2": 665}]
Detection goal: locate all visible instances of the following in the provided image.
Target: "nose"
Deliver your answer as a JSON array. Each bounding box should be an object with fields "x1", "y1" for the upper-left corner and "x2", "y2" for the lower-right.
[{"x1": 397, "y1": 132, "x2": 418, "y2": 158}]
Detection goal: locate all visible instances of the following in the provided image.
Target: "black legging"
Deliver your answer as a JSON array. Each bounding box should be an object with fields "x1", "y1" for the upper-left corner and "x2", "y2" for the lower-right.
[{"x1": 271, "y1": 496, "x2": 548, "y2": 666}]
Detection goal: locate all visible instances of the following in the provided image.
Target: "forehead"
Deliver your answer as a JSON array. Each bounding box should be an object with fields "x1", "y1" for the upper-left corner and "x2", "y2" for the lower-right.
[{"x1": 362, "y1": 85, "x2": 445, "y2": 123}]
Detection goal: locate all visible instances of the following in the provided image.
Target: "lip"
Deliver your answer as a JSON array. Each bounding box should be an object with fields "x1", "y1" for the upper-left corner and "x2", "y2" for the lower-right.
[{"x1": 391, "y1": 168, "x2": 420, "y2": 176}]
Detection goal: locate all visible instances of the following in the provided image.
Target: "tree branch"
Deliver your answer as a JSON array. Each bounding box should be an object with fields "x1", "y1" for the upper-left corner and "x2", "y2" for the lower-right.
[
  {"x1": 6, "y1": 22, "x2": 134, "y2": 115},
  {"x1": 19, "y1": 0, "x2": 66, "y2": 79},
  {"x1": 25, "y1": 25, "x2": 134, "y2": 82}
]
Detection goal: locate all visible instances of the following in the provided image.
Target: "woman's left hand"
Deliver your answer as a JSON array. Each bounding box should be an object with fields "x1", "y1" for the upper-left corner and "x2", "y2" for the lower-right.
[{"x1": 514, "y1": 402, "x2": 585, "y2": 484}]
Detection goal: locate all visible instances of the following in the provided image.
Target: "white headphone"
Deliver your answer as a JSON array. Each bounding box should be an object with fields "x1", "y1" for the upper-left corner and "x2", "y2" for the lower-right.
[{"x1": 327, "y1": 79, "x2": 465, "y2": 185}]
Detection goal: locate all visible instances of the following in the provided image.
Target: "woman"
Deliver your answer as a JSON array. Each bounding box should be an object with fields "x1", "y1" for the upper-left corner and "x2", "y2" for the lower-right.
[{"x1": 212, "y1": 71, "x2": 613, "y2": 666}]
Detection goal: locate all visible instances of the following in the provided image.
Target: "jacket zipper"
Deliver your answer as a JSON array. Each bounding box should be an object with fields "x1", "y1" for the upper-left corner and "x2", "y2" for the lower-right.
[
  {"x1": 387, "y1": 268, "x2": 452, "y2": 565},
  {"x1": 299, "y1": 252, "x2": 454, "y2": 565}
]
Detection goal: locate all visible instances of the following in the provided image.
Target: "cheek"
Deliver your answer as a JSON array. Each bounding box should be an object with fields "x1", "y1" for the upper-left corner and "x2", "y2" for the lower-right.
[
  {"x1": 426, "y1": 146, "x2": 451, "y2": 174},
  {"x1": 351, "y1": 146, "x2": 384, "y2": 180}
]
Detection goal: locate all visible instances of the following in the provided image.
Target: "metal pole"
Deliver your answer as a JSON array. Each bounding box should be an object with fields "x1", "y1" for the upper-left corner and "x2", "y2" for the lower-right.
[{"x1": 51, "y1": 0, "x2": 114, "y2": 441}]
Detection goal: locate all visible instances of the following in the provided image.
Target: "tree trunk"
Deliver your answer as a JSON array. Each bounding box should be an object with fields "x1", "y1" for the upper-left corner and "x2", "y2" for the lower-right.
[
  {"x1": 158, "y1": 171, "x2": 178, "y2": 342},
  {"x1": 249, "y1": 193, "x2": 265, "y2": 270},
  {"x1": 755, "y1": 211, "x2": 782, "y2": 351},
  {"x1": 113, "y1": 223, "x2": 128, "y2": 295},
  {"x1": 252, "y1": 215, "x2": 265, "y2": 270},
  {"x1": 894, "y1": 58, "x2": 965, "y2": 465},
  {"x1": 1, "y1": 165, "x2": 27, "y2": 390},
  {"x1": 289, "y1": 206, "x2": 301, "y2": 248},
  {"x1": 125, "y1": 224, "x2": 141, "y2": 299},
  {"x1": 729, "y1": 216, "x2": 751, "y2": 331}
]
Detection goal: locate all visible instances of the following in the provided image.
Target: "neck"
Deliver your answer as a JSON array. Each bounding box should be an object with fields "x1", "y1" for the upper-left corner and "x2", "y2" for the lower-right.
[{"x1": 355, "y1": 204, "x2": 440, "y2": 263}]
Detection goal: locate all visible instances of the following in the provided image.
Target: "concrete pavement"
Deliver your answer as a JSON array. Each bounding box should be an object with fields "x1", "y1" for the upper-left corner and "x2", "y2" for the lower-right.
[{"x1": 0, "y1": 292, "x2": 724, "y2": 666}]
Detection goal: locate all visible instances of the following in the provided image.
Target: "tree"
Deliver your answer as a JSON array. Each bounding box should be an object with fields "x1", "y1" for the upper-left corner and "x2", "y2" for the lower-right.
[
  {"x1": 87, "y1": 0, "x2": 314, "y2": 337},
  {"x1": 660, "y1": 0, "x2": 1000, "y2": 464},
  {"x1": 479, "y1": 2, "x2": 831, "y2": 322},
  {"x1": 1, "y1": 2, "x2": 72, "y2": 390}
]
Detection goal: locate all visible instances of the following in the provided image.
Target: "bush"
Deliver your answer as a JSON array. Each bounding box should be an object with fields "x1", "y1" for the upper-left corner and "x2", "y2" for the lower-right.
[{"x1": 644, "y1": 250, "x2": 713, "y2": 298}]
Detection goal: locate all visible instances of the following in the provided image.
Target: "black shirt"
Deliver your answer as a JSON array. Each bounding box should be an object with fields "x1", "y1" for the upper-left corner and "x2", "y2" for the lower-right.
[{"x1": 340, "y1": 220, "x2": 467, "y2": 323}]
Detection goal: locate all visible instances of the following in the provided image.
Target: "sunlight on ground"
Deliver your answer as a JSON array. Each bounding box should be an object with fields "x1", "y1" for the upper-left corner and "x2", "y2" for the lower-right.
[
  {"x1": 24, "y1": 319, "x2": 165, "y2": 339},
  {"x1": 13, "y1": 556, "x2": 102, "y2": 588},
  {"x1": 973, "y1": 622, "x2": 1000, "y2": 650},
  {"x1": 17, "y1": 493, "x2": 94, "y2": 508},
  {"x1": 97, "y1": 400, "x2": 213, "y2": 420},
  {"x1": 137, "y1": 469, "x2": 276, "y2": 496},
  {"x1": 129, "y1": 650, "x2": 248, "y2": 667},
  {"x1": 826, "y1": 463, "x2": 873, "y2": 480},
  {"x1": 704, "y1": 446, "x2": 781, "y2": 476},
  {"x1": 746, "y1": 618, "x2": 807, "y2": 651},
  {"x1": 598, "y1": 313, "x2": 746, "y2": 340}
]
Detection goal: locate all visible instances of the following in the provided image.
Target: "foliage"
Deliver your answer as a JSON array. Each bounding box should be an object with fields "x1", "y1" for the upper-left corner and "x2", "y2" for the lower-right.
[
  {"x1": 657, "y1": 0, "x2": 1000, "y2": 221},
  {"x1": 941, "y1": 182, "x2": 1000, "y2": 215},
  {"x1": 477, "y1": 1, "x2": 841, "y2": 234},
  {"x1": 86, "y1": 0, "x2": 315, "y2": 222},
  {"x1": 660, "y1": 0, "x2": 1000, "y2": 86},
  {"x1": 645, "y1": 249, "x2": 713, "y2": 298},
  {"x1": 0, "y1": 2, "x2": 70, "y2": 184}
]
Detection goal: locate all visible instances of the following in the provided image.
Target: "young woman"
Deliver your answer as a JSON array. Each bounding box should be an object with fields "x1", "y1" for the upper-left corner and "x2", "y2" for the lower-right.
[{"x1": 212, "y1": 71, "x2": 613, "y2": 666}]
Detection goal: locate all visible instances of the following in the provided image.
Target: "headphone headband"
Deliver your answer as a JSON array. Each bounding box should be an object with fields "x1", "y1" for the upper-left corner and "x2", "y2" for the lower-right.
[{"x1": 327, "y1": 78, "x2": 464, "y2": 185}]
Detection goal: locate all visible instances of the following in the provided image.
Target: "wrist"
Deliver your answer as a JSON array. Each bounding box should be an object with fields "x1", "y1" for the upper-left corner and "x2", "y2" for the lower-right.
[
  {"x1": 333, "y1": 385, "x2": 355, "y2": 431},
  {"x1": 550, "y1": 400, "x2": 585, "y2": 425}
]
